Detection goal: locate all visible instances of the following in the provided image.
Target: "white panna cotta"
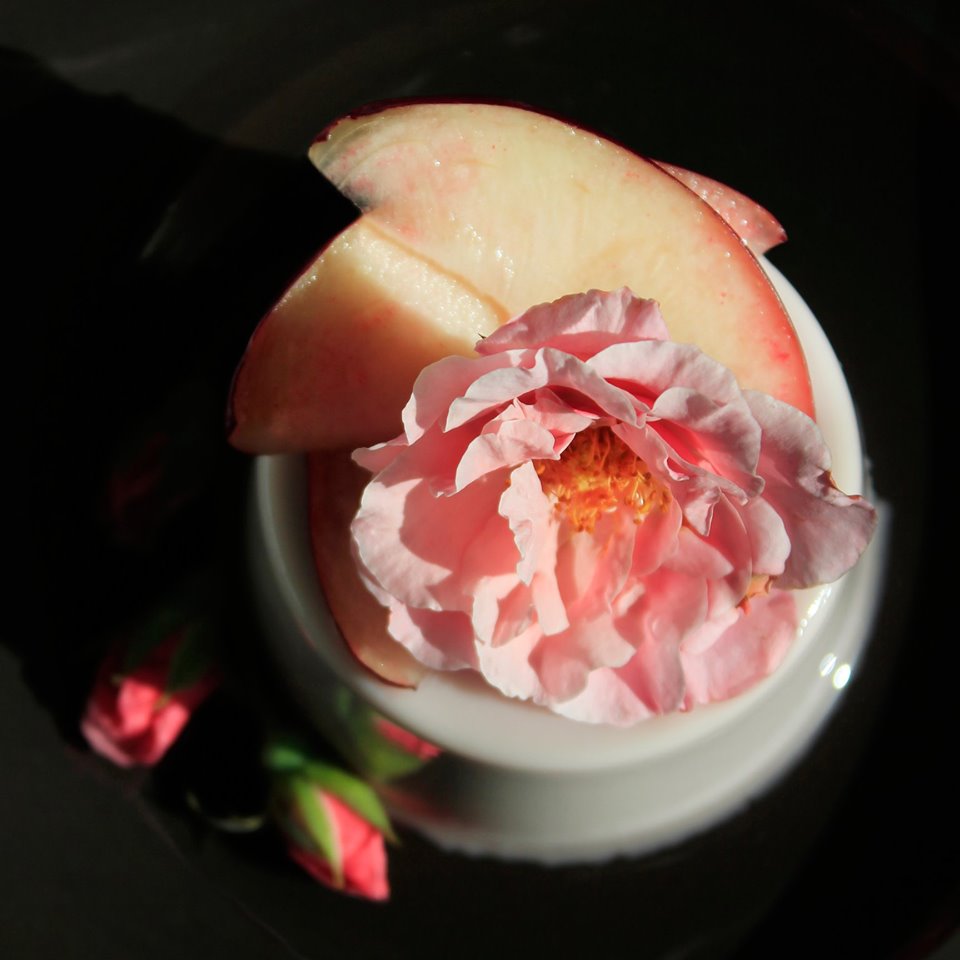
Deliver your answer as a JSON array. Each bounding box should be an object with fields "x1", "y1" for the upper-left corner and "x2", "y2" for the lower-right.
[{"x1": 248, "y1": 260, "x2": 885, "y2": 864}]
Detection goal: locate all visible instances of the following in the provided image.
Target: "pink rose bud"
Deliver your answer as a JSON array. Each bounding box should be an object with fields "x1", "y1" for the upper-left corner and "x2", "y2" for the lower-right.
[
  {"x1": 271, "y1": 758, "x2": 393, "y2": 901},
  {"x1": 81, "y1": 615, "x2": 219, "y2": 767}
]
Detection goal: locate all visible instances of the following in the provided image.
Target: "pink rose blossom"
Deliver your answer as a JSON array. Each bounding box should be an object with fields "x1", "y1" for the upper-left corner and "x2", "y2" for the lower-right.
[
  {"x1": 350, "y1": 289, "x2": 876, "y2": 725},
  {"x1": 82, "y1": 629, "x2": 218, "y2": 767}
]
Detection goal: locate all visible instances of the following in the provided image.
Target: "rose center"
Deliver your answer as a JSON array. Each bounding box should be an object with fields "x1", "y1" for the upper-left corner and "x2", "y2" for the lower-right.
[{"x1": 535, "y1": 427, "x2": 671, "y2": 533}]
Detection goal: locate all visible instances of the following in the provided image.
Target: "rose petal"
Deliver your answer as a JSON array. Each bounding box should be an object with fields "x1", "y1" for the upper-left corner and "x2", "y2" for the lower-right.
[
  {"x1": 402, "y1": 352, "x2": 512, "y2": 442},
  {"x1": 529, "y1": 611, "x2": 636, "y2": 702},
  {"x1": 615, "y1": 565, "x2": 709, "y2": 654},
  {"x1": 553, "y1": 667, "x2": 656, "y2": 726},
  {"x1": 612, "y1": 421, "x2": 734, "y2": 536},
  {"x1": 737, "y1": 495, "x2": 790, "y2": 578},
  {"x1": 555, "y1": 508, "x2": 636, "y2": 619},
  {"x1": 387, "y1": 603, "x2": 478, "y2": 671},
  {"x1": 474, "y1": 580, "x2": 534, "y2": 647},
  {"x1": 611, "y1": 631, "x2": 687, "y2": 714},
  {"x1": 477, "y1": 288, "x2": 669, "y2": 358},
  {"x1": 455, "y1": 417, "x2": 557, "y2": 490},
  {"x1": 681, "y1": 589, "x2": 798, "y2": 704},
  {"x1": 352, "y1": 435, "x2": 409, "y2": 473},
  {"x1": 474, "y1": 623, "x2": 547, "y2": 703},
  {"x1": 590, "y1": 338, "x2": 744, "y2": 409},
  {"x1": 629, "y1": 496, "x2": 683, "y2": 578},
  {"x1": 650, "y1": 386, "x2": 762, "y2": 494},
  {"x1": 672, "y1": 498, "x2": 752, "y2": 617},
  {"x1": 499, "y1": 461, "x2": 556, "y2": 587},
  {"x1": 446, "y1": 348, "x2": 637, "y2": 432},
  {"x1": 745, "y1": 392, "x2": 877, "y2": 588},
  {"x1": 509, "y1": 391, "x2": 595, "y2": 438},
  {"x1": 353, "y1": 467, "x2": 504, "y2": 611}
]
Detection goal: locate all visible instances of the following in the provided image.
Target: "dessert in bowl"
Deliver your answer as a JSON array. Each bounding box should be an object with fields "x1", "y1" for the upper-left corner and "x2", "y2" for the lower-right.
[{"x1": 236, "y1": 102, "x2": 881, "y2": 863}]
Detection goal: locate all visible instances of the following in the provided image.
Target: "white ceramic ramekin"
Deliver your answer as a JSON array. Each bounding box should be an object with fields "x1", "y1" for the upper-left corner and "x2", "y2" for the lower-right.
[{"x1": 249, "y1": 261, "x2": 886, "y2": 863}]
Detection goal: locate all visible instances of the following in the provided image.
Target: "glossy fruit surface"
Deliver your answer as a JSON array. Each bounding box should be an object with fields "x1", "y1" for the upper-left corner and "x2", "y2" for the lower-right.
[{"x1": 229, "y1": 102, "x2": 812, "y2": 453}]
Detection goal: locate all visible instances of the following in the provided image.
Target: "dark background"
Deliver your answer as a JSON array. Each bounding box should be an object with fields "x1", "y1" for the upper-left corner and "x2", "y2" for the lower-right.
[{"x1": 3, "y1": 1, "x2": 957, "y2": 957}]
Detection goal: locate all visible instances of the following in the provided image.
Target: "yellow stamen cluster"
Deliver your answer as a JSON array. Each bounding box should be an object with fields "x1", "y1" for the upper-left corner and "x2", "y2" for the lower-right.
[{"x1": 535, "y1": 427, "x2": 672, "y2": 533}]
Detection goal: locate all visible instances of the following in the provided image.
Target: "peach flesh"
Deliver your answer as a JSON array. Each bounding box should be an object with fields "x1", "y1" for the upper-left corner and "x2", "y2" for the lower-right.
[{"x1": 229, "y1": 102, "x2": 811, "y2": 455}]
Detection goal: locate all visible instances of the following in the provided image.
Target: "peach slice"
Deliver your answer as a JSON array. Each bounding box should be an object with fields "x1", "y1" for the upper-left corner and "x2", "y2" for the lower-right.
[
  {"x1": 653, "y1": 161, "x2": 787, "y2": 256},
  {"x1": 307, "y1": 449, "x2": 426, "y2": 687},
  {"x1": 229, "y1": 102, "x2": 812, "y2": 454},
  {"x1": 311, "y1": 103, "x2": 810, "y2": 411},
  {"x1": 230, "y1": 221, "x2": 502, "y2": 452}
]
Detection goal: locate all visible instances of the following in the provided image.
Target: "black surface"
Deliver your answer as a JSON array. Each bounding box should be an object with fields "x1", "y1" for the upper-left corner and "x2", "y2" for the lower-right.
[{"x1": 4, "y1": 2, "x2": 958, "y2": 958}]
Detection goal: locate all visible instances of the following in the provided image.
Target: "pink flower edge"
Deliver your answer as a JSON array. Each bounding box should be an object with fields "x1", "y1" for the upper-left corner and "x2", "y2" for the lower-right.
[
  {"x1": 374, "y1": 716, "x2": 443, "y2": 760},
  {"x1": 350, "y1": 289, "x2": 876, "y2": 726}
]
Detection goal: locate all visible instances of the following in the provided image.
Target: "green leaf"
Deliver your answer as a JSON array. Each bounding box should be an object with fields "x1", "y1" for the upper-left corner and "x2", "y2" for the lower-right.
[
  {"x1": 262, "y1": 740, "x2": 308, "y2": 773},
  {"x1": 119, "y1": 577, "x2": 213, "y2": 676},
  {"x1": 288, "y1": 775, "x2": 342, "y2": 887},
  {"x1": 163, "y1": 618, "x2": 216, "y2": 693},
  {"x1": 302, "y1": 761, "x2": 397, "y2": 844},
  {"x1": 120, "y1": 605, "x2": 185, "y2": 675},
  {"x1": 331, "y1": 692, "x2": 433, "y2": 782}
]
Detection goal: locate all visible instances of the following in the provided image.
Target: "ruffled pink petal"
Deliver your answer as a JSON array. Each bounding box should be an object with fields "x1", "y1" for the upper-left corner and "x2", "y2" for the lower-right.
[
  {"x1": 353, "y1": 467, "x2": 504, "y2": 612},
  {"x1": 531, "y1": 561, "x2": 569, "y2": 636},
  {"x1": 458, "y1": 508, "x2": 535, "y2": 646},
  {"x1": 650, "y1": 386, "x2": 762, "y2": 494},
  {"x1": 498, "y1": 468, "x2": 568, "y2": 636},
  {"x1": 476, "y1": 288, "x2": 669, "y2": 358},
  {"x1": 737, "y1": 495, "x2": 790, "y2": 578},
  {"x1": 589, "y1": 338, "x2": 744, "y2": 410},
  {"x1": 387, "y1": 603, "x2": 478, "y2": 671},
  {"x1": 745, "y1": 392, "x2": 877, "y2": 588},
  {"x1": 613, "y1": 422, "x2": 731, "y2": 536},
  {"x1": 446, "y1": 349, "x2": 636, "y2": 432},
  {"x1": 499, "y1": 462, "x2": 556, "y2": 587},
  {"x1": 615, "y1": 566, "x2": 708, "y2": 653},
  {"x1": 553, "y1": 667, "x2": 656, "y2": 726},
  {"x1": 510, "y1": 391, "x2": 594, "y2": 438},
  {"x1": 555, "y1": 508, "x2": 636, "y2": 620},
  {"x1": 608, "y1": 628, "x2": 687, "y2": 715},
  {"x1": 401, "y1": 352, "x2": 512, "y2": 442},
  {"x1": 352, "y1": 435, "x2": 409, "y2": 473},
  {"x1": 474, "y1": 580, "x2": 535, "y2": 647},
  {"x1": 676, "y1": 498, "x2": 752, "y2": 617},
  {"x1": 629, "y1": 497, "x2": 683, "y2": 578},
  {"x1": 455, "y1": 417, "x2": 557, "y2": 490},
  {"x1": 678, "y1": 604, "x2": 740, "y2": 658},
  {"x1": 398, "y1": 423, "x2": 486, "y2": 493},
  {"x1": 474, "y1": 623, "x2": 547, "y2": 703},
  {"x1": 664, "y1": 525, "x2": 734, "y2": 581},
  {"x1": 681, "y1": 589, "x2": 798, "y2": 705},
  {"x1": 528, "y1": 612, "x2": 636, "y2": 702}
]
